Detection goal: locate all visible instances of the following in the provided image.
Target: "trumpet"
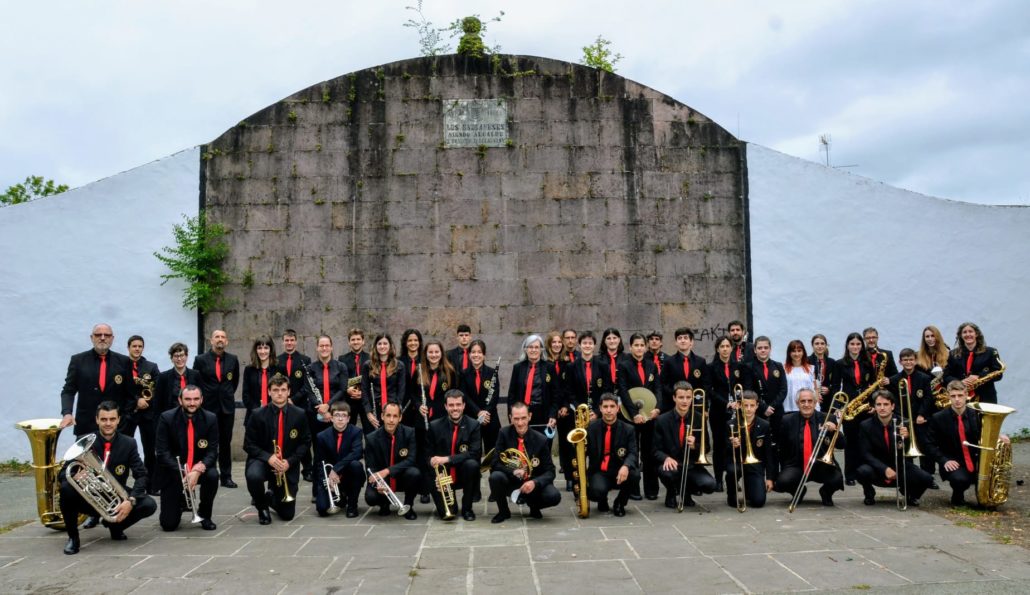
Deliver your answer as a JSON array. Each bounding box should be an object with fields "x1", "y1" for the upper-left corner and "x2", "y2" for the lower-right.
[
  {"x1": 433, "y1": 464, "x2": 457, "y2": 520},
  {"x1": 323, "y1": 462, "x2": 341, "y2": 514},
  {"x1": 177, "y1": 456, "x2": 203, "y2": 524},
  {"x1": 789, "y1": 392, "x2": 848, "y2": 513},
  {"x1": 272, "y1": 440, "x2": 295, "y2": 503},
  {"x1": 368, "y1": 467, "x2": 410, "y2": 515}
]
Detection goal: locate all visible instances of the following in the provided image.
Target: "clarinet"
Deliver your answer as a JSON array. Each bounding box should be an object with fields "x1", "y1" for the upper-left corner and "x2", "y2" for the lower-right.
[
  {"x1": 417, "y1": 362, "x2": 429, "y2": 430},
  {"x1": 306, "y1": 366, "x2": 325, "y2": 422},
  {"x1": 481, "y1": 357, "x2": 501, "y2": 425}
]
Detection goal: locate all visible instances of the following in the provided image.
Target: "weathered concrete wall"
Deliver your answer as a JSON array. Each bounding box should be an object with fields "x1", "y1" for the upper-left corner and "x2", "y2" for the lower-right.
[{"x1": 202, "y1": 54, "x2": 747, "y2": 360}]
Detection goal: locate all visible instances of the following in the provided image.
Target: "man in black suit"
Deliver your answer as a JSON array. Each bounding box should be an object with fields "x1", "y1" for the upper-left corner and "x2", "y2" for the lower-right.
[
  {"x1": 365, "y1": 401, "x2": 420, "y2": 519},
  {"x1": 725, "y1": 390, "x2": 775, "y2": 509},
  {"x1": 427, "y1": 389, "x2": 482, "y2": 521},
  {"x1": 586, "y1": 393, "x2": 638, "y2": 516},
  {"x1": 773, "y1": 388, "x2": 844, "y2": 506},
  {"x1": 243, "y1": 374, "x2": 310, "y2": 524},
  {"x1": 154, "y1": 342, "x2": 201, "y2": 414},
  {"x1": 154, "y1": 384, "x2": 219, "y2": 530},
  {"x1": 489, "y1": 401, "x2": 561, "y2": 523},
  {"x1": 856, "y1": 390, "x2": 933, "y2": 506},
  {"x1": 727, "y1": 320, "x2": 754, "y2": 364},
  {"x1": 122, "y1": 335, "x2": 162, "y2": 487},
  {"x1": 314, "y1": 401, "x2": 363, "y2": 517},
  {"x1": 60, "y1": 323, "x2": 131, "y2": 437},
  {"x1": 864, "y1": 327, "x2": 899, "y2": 379},
  {"x1": 446, "y1": 324, "x2": 473, "y2": 373},
  {"x1": 58, "y1": 401, "x2": 156, "y2": 554},
  {"x1": 654, "y1": 382, "x2": 717, "y2": 508},
  {"x1": 278, "y1": 329, "x2": 315, "y2": 482},
  {"x1": 193, "y1": 329, "x2": 240, "y2": 487}
]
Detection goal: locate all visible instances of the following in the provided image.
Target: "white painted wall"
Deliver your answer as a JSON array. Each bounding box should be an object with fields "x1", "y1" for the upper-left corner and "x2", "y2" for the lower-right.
[
  {"x1": 0, "y1": 148, "x2": 200, "y2": 461},
  {"x1": 747, "y1": 143, "x2": 1029, "y2": 431}
]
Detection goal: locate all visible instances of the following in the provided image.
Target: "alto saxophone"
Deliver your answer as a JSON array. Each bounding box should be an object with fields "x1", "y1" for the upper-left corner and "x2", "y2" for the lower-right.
[
  {"x1": 933, "y1": 356, "x2": 1006, "y2": 409},
  {"x1": 843, "y1": 354, "x2": 887, "y2": 421},
  {"x1": 566, "y1": 404, "x2": 590, "y2": 518}
]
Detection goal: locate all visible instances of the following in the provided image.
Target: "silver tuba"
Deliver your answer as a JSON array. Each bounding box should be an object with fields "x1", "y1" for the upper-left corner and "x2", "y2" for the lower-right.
[{"x1": 63, "y1": 434, "x2": 129, "y2": 523}]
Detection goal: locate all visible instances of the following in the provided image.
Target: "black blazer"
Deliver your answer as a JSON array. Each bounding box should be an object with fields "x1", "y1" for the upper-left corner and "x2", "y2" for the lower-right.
[
  {"x1": 563, "y1": 356, "x2": 611, "y2": 416},
  {"x1": 243, "y1": 403, "x2": 311, "y2": 478},
  {"x1": 491, "y1": 426, "x2": 556, "y2": 487},
  {"x1": 361, "y1": 361, "x2": 407, "y2": 418},
  {"x1": 653, "y1": 407, "x2": 708, "y2": 465},
  {"x1": 507, "y1": 359, "x2": 562, "y2": 421},
  {"x1": 126, "y1": 357, "x2": 162, "y2": 420},
  {"x1": 339, "y1": 351, "x2": 369, "y2": 383},
  {"x1": 945, "y1": 346, "x2": 1004, "y2": 404},
  {"x1": 616, "y1": 356, "x2": 660, "y2": 418},
  {"x1": 725, "y1": 415, "x2": 776, "y2": 477},
  {"x1": 709, "y1": 358, "x2": 753, "y2": 417},
  {"x1": 747, "y1": 358, "x2": 787, "y2": 417},
  {"x1": 60, "y1": 349, "x2": 133, "y2": 435},
  {"x1": 305, "y1": 359, "x2": 347, "y2": 411},
  {"x1": 277, "y1": 351, "x2": 311, "y2": 406},
  {"x1": 836, "y1": 357, "x2": 874, "y2": 399},
  {"x1": 776, "y1": 411, "x2": 844, "y2": 469},
  {"x1": 419, "y1": 365, "x2": 457, "y2": 422},
  {"x1": 154, "y1": 367, "x2": 201, "y2": 414},
  {"x1": 661, "y1": 352, "x2": 711, "y2": 412},
  {"x1": 808, "y1": 354, "x2": 838, "y2": 408},
  {"x1": 61, "y1": 432, "x2": 148, "y2": 498},
  {"x1": 926, "y1": 407, "x2": 982, "y2": 469},
  {"x1": 154, "y1": 407, "x2": 219, "y2": 490},
  {"x1": 427, "y1": 415, "x2": 482, "y2": 464},
  {"x1": 888, "y1": 370, "x2": 934, "y2": 419},
  {"x1": 193, "y1": 350, "x2": 240, "y2": 415},
  {"x1": 242, "y1": 364, "x2": 285, "y2": 411},
  {"x1": 365, "y1": 425, "x2": 417, "y2": 475},
  {"x1": 858, "y1": 415, "x2": 904, "y2": 476},
  {"x1": 867, "y1": 348, "x2": 899, "y2": 379},
  {"x1": 586, "y1": 418, "x2": 638, "y2": 474},
  {"x1": 446, "y1": 346, "x2": 471, "y2": 374},
  {"x1": 459, "y1": 364, "x2": 499, "y2": 418},
  {"x1": 314, "y1": 424, "x2": 363, "y2": 472},
  {"x1": 731, "y1": 341, "x2": 754, "y2": 364}
]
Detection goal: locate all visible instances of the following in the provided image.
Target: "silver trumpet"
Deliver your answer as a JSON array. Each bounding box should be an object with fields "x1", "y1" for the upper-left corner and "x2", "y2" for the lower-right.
[
  {"x1": 367, "y1": 467, "x2": 410, "y2": 515},
  {"x1": 323, "y1": 462, "x2": 341, "y2": 514},
  {"x1": 177, "y1": 456, "x2": 203, "y2": 524},
  {"x1": 63, "y1": 434, "x2": 129, "y2": 523}
]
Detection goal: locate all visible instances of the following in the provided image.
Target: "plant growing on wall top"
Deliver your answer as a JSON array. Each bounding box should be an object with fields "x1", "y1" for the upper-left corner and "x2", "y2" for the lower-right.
[
  {"x1": 154, "y1": 210, "x2": 230, "y2": 313},
  {"x1": 581, "y1": 35, "x2": 623, "y2": 73}
]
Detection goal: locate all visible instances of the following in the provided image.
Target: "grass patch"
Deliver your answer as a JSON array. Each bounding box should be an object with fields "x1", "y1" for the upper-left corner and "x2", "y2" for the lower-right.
[
  {"x1": 0, "y1": 459, "x2": 31, "y2": 474},
  {"x1": 852, "y1": 585, "x2": 871, "y2": 591},
  {"x1": 0, "y1": 520, "x2": 33, "y2": 534},
  {"x1": 950, "y1": 505, "x2": 997, "y2": 518},
  {"x1": 954, "y1": 520, "x2": 976, "y2": 528}
]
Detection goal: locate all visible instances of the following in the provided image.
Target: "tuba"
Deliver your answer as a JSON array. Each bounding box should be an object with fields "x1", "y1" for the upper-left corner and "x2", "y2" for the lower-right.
[
  {"x1": 966, "y1": 402, "x2": 1016, "y2": 508},
  {"x1": 14, "y1": 419, "x2": 85, "y2": 530},
  {"x1": 63, "y1": 434, "x2": 129, "y2": 523},
  {"x1": 433, "y1": 464, "x2": 457, "y2": 520},
  {"x1": 566, "y1": 403, "x2": 590, "y2": 518}
]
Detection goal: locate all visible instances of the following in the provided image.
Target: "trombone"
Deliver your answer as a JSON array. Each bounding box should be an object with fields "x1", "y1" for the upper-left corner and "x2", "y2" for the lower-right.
[
  {"x1": 898, "y1": 378, "x2": 923, "y2": 458},
  {"x1": 676, "y1": 389, "x2": 704, "y2": 512},
  {"x1": 892, "y1": 418, "x2": 908, "y2": 511},
  {"x1": 272, "y1": 440, "x2": 295, "y2": 503},
  {"x1": 728, "y1": 385, "x2": 760, "y2": 513},
  {"x1": 788, "y1": 392, "x2": 848, "y2": 513}
]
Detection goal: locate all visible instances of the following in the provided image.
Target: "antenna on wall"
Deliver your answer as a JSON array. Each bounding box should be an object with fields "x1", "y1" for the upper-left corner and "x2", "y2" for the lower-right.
[{"x1": 818, "y1": 133, "x2": 831, "y2": 166}]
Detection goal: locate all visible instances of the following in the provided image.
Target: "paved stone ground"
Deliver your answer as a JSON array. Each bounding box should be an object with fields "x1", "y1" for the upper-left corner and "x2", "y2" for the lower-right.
[{"x1": 2, "y1": 464, "x2": 1029, "y2": 594}]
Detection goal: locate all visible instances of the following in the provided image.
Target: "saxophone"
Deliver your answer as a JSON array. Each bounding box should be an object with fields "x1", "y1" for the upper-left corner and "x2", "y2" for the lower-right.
[
  {"x1": 934, "y1": 357, "x2": 1006, "y2": 409},
  {"x1": 842, "y1": 354, "x2": 887, "y2": 421},
  {"x1": 967, "y1": 402, "x2": 1015, "y2": 507},
  {"x1": 566, "y1": 404, "x2": 591, "y2": 518}
]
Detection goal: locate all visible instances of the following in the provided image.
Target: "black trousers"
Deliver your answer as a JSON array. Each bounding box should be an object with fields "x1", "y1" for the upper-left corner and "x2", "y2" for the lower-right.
[
  {"x1": 725, "y1": 463, "x2": 767, "y2": 508},
  {"x1": 431, "y1": 459, "x2": 481, "y2": 516},
  {"x1": 940, "y1": 464, "x2": 976, "y2": 502},
  {"x1": 245, "y1": 458, "x2": 299, "y2": 520},
  {"x1": 709, "y1": 409, "x2": 728, "y2": 481},
  {"x1": 122, "y1": 415, "x2": 159, "y2": 487},
  {"x1": 588, "y1": 468, "x2": 639, "y2": 505},
  {"x1": 159, "y1": 468, "x2": 219, "y2": 530},
  {"x1": 314, "y1": 460, "x2": 363, "y2": 516},
  {"x1": 914, "y1": 423, "x2": 937, "y2": 475},
  {"x1": 856, "y1": 462, "x2": 933, "y2": 501},
  {"x1": 842, "y1": 417, "x2": 864, "y2": 480},
  {"x1": 657, "y1": 464, "x2": 716, "y2": 497},
  {"x1": 365, "y1": 467, "x2": 422, "y2": 508},
  {"x1": 303, "y1": 413, "x2": 330, "y2": 479},
  {"x1": 216, "y1": 410, "x2": 235, "y2": 478},
  {"x1": 630, "y1": 420, "x2": 659, "y2": 497},
  {"x1": 489, "y1": 471, "x2": 561, "y2": 514},
  {"x1": 59, "y1": 480, "x2": 156, "y2": 540},
  {"x1": 557, "y1": 413, "x2": 576, "y2": 483},
  {"x1": 774, "y1": 463, "x2": 843, "y2": 498},
  {"x1": 479, "y1": 417, "x2": 500, "y2": 463}
]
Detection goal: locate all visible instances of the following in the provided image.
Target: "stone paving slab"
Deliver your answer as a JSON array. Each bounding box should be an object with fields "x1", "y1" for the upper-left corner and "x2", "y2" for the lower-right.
[{"x1": 1, "y1": 464, "x2": 1027, "y2": 594}]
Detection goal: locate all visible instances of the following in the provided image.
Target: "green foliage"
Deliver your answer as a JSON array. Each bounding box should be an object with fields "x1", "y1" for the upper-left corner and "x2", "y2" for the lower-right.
[
  {"x1": 404, "y1": 2, "x2": 504, "y2": 58},
  {"x1": 404, "y1": 0, "x2": 450, "y2": 56},
  {"x1": 287, "y1": 110, "x2": 298, "y2": 123},
  {"x1": 581, "y1": 35, "x2": 623, "y2": 73},
  {"x1": 1011, "y1": 427, "x2": 1030, "y2": 442},
  {"x1": 153, "y1": 211, "x2": 230, "y2": 313},
  {"x1": 0, "y1": 459, "x2": 31, "y2": 474},
  {"x1": 1, "y1": 175, "x2": 69, "y2": 206}
]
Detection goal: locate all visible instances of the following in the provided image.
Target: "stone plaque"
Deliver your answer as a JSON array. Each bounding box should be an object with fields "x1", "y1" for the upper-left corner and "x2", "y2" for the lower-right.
[{"x1": 443, "y1": 99, "x2": 508, "y2": 147}]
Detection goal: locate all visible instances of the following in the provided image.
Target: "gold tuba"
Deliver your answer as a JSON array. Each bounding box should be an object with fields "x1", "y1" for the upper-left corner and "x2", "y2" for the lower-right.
[
  {"x1": 433, "y1": 464, "x2": 457, "y2": 520},
  {"x1": 63, "y1": 434, "x2": 130, "y2": 523},
  {"x1": 14, "y1": 419, "x2": 85, "y2": 530},
  {"x1": 966, "y1": 402, "x2": 1015, "y2": 508},
  {"x1": 566, "y1": 404, "x2": 590, "y2": 518}
]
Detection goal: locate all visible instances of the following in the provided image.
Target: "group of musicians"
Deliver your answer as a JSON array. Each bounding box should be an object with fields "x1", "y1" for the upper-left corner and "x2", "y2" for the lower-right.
[{"x1": 55, "y1": 320, "x2": 1008, "y2": 554}]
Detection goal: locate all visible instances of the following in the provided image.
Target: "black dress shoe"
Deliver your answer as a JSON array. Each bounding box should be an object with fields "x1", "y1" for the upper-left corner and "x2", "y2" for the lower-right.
[
  {"x1": 378, "y1": 506, "x2": 391, "y2": 516},
  {"x1": 221, "y1": 478, "x2": 238, "y2": 488},
  {"x1": 612, "y1": 502, "x2": 626, "y2": 517},
  {"x1": 907, "y1": 498, "x2": 920, "y2": 507},
  {"x1": 929, "y1": 481, "x2": 940, "y2": 490},
  {"x1": 628, "y1": 493, "x2": 643, "y2": 501},
  {"x1": 487, "y1": 494, "x2": 496, "y2": 502},
  {"x1": 404, "y1": 509, "x2": 418, "y2": 520},
  {"x1": 714, "y1": 480, "x2": 724, "y2": 493},
  {"x1": 644, "y1": 493, "x2": 658, "y2": 501},
  {"x1": 491, "y1": 511, "x2": 511, "y2": 524},
  {"x1": 258, "y1": 509, "x2": 272, "y2": 525},
  {"x1": 566, "y1": 480, "x2": 574, "y2": 492},
  {"x1": 845, "y1": 479, "x2": 856, "y2": 486},
  {"x1": 110, "y1": 528, "x2": 127, "y2": 541},
  {"x1": 863, "y1": 496, "x2": 876, "y2": 506},
  {"x1": 473, "y1": 493, "x2": 482, "y2": 503},
  {"x1": 200, "y1": 519, "x2": 217, "y2": 531},
  {"x1": 346, "y1": 506, "x2": 359, "y2": 518},
  {"x1": 302, "y1": 470, "x2": 313, "y2": 482},
  {"x1": 664, "y1": 494, "x2": 677, "y2": 509},
  {"x1": 420, "y1": 494, "x2": 431, "y2": 504},
  {"x1": 462, "y1": 509, "x2": 476, "y2": 521},
  {"x1": 597, "y1": 500, "x2": 610, "y2": 513},
  {"x1": 63, "y1": 537, "x2": 80, "y2": 555},
  {"x1": 83, "y1": 516, "x2": 100, "y2": 529},
  {"x1": 528, "y1": 507, "x2": 543, "y2": 519}
]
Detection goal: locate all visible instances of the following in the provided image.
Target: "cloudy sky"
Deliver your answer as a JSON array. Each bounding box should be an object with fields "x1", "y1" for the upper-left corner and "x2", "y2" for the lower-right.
[{"x1": 2, "y1": 0, "x2": 1027, "y2": 204}]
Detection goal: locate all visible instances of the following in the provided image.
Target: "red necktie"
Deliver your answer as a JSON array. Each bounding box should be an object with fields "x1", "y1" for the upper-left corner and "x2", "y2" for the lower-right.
[
  {"x1": 853, "y1": 361, "x2": 861, "y2": 386},
  {"x1": 871, "y1": 352, "x2": 878, "y2": 368},
  {"x1": 609, "y1": 354, "x2": 617, "y2": 383},
  {"x1": 818, "y1": 358, "x2": 826, "y2": 384},
  {"x1": 103, "y1": 441, "x2": 111, "y2": 469},
  {"x1": 449, "y1": 424, "x2": 459, "y2": 482},
  {"x1": 966, "y1": 351, "x2": 975, "y2": 397},
  {"x1": 389, "y1": 434, "x2": 397, "y2": 490},
  {"x1": 354, "y1": 354, "x2": 360, "y2": 376},
  {"x1": 883, "y1": 425, "x2": 894, "y2": 484},
  {"x1": 179, "y1": 373, "x2": 187, "y2": 390},
  {"x1": 653, "y1": 354, "x2": 661, "y2": 374},
  {"x1": 462, "y1": 350, "x2": 468, "y2": 370},
  {"x1": 98, "y1": 355, "x2": 107, "y2": 392},
  {"x1": 186, "y1": 418, "x2": 195, "y2": 469},
  {"x1": 763, "y1": 361, "x2": 769, "y2": 381},
  {"x1": 322, "y1": 364, "x2": 330, "y2": 404},
  {"x1": 261, "y1": 368, "x2": 268, "y2": 406},
  {"x1": 736, "y1": 345, "x2": 742, "y2": 361},
  {"x1": 724, "y1": 362, "x2": 730, "y2": 380},
  {"x1": 601, "y1": 425, "x2": 611, "y2": 472},
  {"x1": 637, "y1": 361, "x2": 645, "y2": 385},
  {"x1": 429, "y1": 371, "x2": 439, "y2": 400},
  {"x1": 957, "y1": 414, "x2": 975, "y2": 472},
  {"x1": 585, "y1": 361, "x2": 592, "y2": 396},
  {"x1": 518, "y1": 436, "x2": 526, "y2": 455},
  {"x1": 475, "y1": 369, "x2": 481, "y2": 393},
  {"x1": 215, "y1": 356, "x2": 222, "y2": 382},
  {"x1": 277, "y1": 409, "x2": 285, "y2": 452},
  {"x1": 410, "y1": 358, "x2": 416, "y2": 376},
  {"x1": 336, "y1": 430, "x2": 343, "y2": 453},
  {"x1": 679, "y1": 415, "x2": 686, "y2": 447},
  {"x1": 568, "y1": 351, "x2": 575, "y2": 362},
  {"x1": 132, "y1": 360, "x2": 139, "y2": 379},
  {"x1": 555, "y1": 361, "x2": 560, "y2": 376},
  {"x1": 286, "y1": 354, "x2": 292, "y2": 376},
  {"x1": 683, "y1": 357, "x2": 690, "y2": 383},
  {"x1": 523, "y1": 364, "x2": 535, "y2": 405},
  {"x1": 803, "y1": 418, "x2": 813, "y2": 464},
  {"x1": 380, "y1": 362, "x2": 388, "y2": 407}
]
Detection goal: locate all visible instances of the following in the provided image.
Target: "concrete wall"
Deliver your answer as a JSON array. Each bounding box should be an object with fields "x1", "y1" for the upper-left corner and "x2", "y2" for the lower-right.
[
  {"x1": 200, "y1": 54, "x2": 749, "y2": 363},
  {"x1": 747, "y1": 143, "x2": 1029, "y2": 430},
  {"x1": 0, "y1": 149, "x2": 200, "y2": 460}
]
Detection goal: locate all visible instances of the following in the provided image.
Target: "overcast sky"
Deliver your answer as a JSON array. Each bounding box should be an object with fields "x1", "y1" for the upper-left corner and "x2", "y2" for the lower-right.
[{"x1": 2, "y1": 0, "x2": 1027, "y2": 204}]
